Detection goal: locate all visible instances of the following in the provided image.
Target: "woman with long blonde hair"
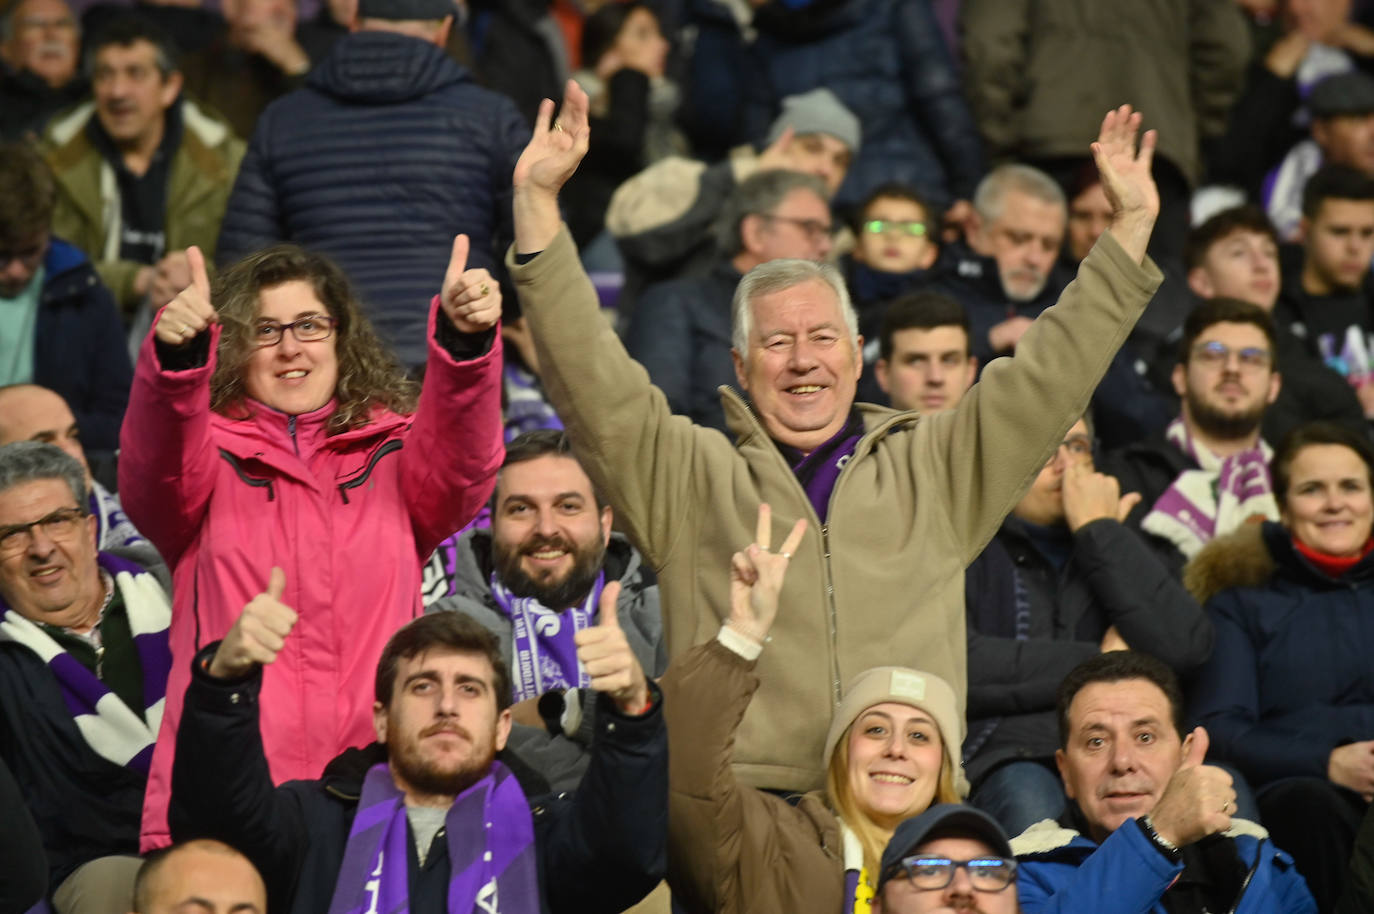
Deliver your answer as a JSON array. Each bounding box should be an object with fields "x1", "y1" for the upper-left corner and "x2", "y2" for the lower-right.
[
  {"x1": 119, "y1": 238, "x2": 504, "y2": 849},
  {"x1": 661, "y1": 505, "x2": 965, "y2": 914}
]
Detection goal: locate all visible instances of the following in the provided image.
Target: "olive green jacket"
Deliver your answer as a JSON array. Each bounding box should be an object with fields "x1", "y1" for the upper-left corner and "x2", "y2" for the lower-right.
[
  {"x1": 509, "y1": 224, "x2": 1161, "y2": 794},
  {"x1": 42, "y1": 99, "x2": 245, "y2": 313}
]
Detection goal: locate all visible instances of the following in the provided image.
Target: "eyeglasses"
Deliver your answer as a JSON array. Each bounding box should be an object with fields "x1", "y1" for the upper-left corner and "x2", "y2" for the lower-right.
[
  {"x1": 890, "y1": 856, "x2": 1017, "y2": 892},
  {"x1": 760, "y1": 214, "x2": 835, "y2": 241},
  {"x1": 0, "y1": 507, "x2": 88, "y2": 558},
  {"x1": 1190, "y1": 341, "x2": 1271, "y2": 371},
  {"x1": 1046, "y1": 433, "x2": 1093, "y2": 467},
  {"x1": 253, "y1": 315, "x2": 338, "y2": 348},
  {"x1": 862, "y1": 219, "x2": 927, "y2": 237}
]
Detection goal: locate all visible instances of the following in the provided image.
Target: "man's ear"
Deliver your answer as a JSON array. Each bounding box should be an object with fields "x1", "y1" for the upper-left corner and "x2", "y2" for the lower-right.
[
  {"x1": 1187, "y1": 266, "x2": 1215, "y2": 300},
  {"x1": 1297, "y1": 216, "x2": 1311, "y2": 244},
  {"x1": 1267, "y1": 369, "x2": 1282, "y2": 406},
  {"x1": 159, "y1": 70, "x2": 184, "y2": 109},
  {"x1": 1171, "y1": 361, "x2": 1187, "y2": 399},
  {"x1": 852, "y1": 334, "x2": 864, "y2": 380},
  {"x1": 965, "y1": 210, "x2": 988, "y2": 255},
  {"x1": 434, "y1": 14, "x2": 453, "y2": 47},
  {"x1": 874, "y1": 358, "x2": 891, "y2": 394},
  {"x1": 495, "y1": 708, "x2": 512, "y2": 752},
  {"x1": 732, "y1": 348, "x2": 749, "y2": 393},
  {"x1": 1055, "y1": 748, "x2": 1075, "y2": 800},
  {"x1": 373, "y1": 700, "x2": 388, "y2": 744},
  {"x1": 740, "y1": 213, "x2": 766, "y2": 255},
  {"x1": 600, "y1": 504, "x2": 613, "y2": 546}
]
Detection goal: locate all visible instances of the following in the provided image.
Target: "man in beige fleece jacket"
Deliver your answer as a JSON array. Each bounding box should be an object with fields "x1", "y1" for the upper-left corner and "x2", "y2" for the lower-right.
[{"x1": 505, "y1": 84, "x2": 1164, "y2": 796}]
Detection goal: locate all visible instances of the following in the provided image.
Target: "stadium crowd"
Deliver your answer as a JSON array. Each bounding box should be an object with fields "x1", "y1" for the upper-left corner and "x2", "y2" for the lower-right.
[{"x1": 10, "y1": 1, "x2": 1374, "y2": 913}]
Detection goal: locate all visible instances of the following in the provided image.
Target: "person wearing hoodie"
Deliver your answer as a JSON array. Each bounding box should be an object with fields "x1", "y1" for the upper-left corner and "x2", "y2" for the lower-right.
[{"x1": 214, "y1": 0, "x2": 528, "y2": 368}]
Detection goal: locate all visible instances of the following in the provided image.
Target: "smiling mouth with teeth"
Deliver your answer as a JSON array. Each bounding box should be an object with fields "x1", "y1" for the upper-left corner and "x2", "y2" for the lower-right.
[
  {"x1": 788, "y1": 385, "x2": 824, "y2": 394},
  {"x1": 871, "y1": 773, "x2": 915, "y2": 784},
  {"x1": 278, "y1": 370, "x2": 308, "y2": 379}
]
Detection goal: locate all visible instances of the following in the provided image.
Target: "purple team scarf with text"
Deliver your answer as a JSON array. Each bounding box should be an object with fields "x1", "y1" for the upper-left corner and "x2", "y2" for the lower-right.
[
  {"x1": 488, "y1": 571, "x2": 605, "y2": 702},
  {"x1": 775, "y1": 411, "x2": 865, "y2": 523},
  {"x1": 0, "y1": 552, "x2": 170, "y2": 773},
  {"x1": 328, "y1": 762, "x2": 539, "y2": 914}
]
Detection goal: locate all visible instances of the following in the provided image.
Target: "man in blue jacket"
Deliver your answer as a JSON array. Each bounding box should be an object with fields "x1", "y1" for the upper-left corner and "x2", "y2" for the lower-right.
[
  {"x1": 1011, "y1": 651, "x2": 1315, "y2": 914},
  {"x1": 170, "y1": 576, "x2": 666, "y2": 914}
]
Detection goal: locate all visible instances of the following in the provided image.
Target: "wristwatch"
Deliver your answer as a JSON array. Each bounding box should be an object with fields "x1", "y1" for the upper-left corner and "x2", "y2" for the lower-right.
[{"x1": 1138, "y1": 814, "x2": 1182, "y2": 861}]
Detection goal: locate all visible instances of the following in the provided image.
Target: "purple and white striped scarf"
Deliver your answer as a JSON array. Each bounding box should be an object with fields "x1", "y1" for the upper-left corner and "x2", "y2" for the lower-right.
[
  {"x1": 328, "y1": 762, "x2": 539, "y2": 914},
  {"x1": 489, "y1": 571, "x2": 605, "y2": 702},
  {"x1": 1141, "y1": 418, "x2": 1278, "y2": 560},
  {"x1": 0, "y1": 552, "x2": 170, "y2": 773}
]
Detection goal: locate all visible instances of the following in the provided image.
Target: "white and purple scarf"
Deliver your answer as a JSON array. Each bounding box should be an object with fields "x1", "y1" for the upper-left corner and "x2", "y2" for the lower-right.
[
  {"x1": 489, "y1": 571, "x2": 605, "y2": 702},
  {"x1": 328, "y1": 762, "x2": 539, "y2": 914},
  {"x1": 1141, "y1": 419, "x2": 1279, "y2": 560},
  {"x1": 0, "y1": 552, "x2": 170, "y2": 773}
]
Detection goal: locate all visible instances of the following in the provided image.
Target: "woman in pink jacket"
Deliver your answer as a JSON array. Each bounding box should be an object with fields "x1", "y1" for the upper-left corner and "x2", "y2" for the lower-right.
[{"x1": 119, "y1": 239, "x2": 504, "y2": 848}]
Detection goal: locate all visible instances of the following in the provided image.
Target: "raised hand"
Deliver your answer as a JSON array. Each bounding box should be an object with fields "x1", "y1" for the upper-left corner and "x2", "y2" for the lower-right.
[
  {"x1": 153, "y1": 246, "x2": 218, "y2": 347},
  {"x1": 440, "y1": 234, "x2": 501, "y2": 334},
  {"x1": 727, "y1": 503, "x2": 808, "y2": 646},
  {"x1": 574, "y1": 581, "x2": 651, "y2": 714},
  {"x1": 1147, "y1": 727, "x2": 1238, "y2": 847},
  {"x1": 757, "y1": 126, "x2": 796, "y2": 172},
  {"x1": 208, "y1": 568, "x2": 299, "y2": 679},
  {"x1": 1091, "y1": 104, "x2": 1159, "y2": 223},
  {"x1": 512, "y1": 79, "x2": 591, "y2": 199}
]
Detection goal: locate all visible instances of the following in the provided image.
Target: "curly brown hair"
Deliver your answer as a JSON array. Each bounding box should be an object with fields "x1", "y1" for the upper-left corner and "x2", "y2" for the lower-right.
[{"x1": 208, "y1": 245, "x2": 418, "y2": 433}]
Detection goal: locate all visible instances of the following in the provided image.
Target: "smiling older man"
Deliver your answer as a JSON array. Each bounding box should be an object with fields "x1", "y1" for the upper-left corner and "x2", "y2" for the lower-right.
[
  {"x1": 0, "y1": 442, "x2": 172, "y2": 914},
  {"x1": 508, "y1": 84, "x2": 1164, "y2": 795}
]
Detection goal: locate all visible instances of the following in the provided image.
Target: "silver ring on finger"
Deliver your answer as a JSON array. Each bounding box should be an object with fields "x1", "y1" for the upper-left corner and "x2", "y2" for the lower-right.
[
  {"x1": 780, "y1": 551, "x2": 791, "y2": 560},
  {"x1": 1221, "y1": 799, "x2": 1231, "y2": 814}
]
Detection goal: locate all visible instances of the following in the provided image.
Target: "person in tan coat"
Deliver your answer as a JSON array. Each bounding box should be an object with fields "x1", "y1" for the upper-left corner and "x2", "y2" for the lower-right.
[
  {"x1": 508, "y1": 86, "x2": 1164, "y2": 797},
  {"x1": 661, "y1": 504, "x2": 965, "y2": 914}
]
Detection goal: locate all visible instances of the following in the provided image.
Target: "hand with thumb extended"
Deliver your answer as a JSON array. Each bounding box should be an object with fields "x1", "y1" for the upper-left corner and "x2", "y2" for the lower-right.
[
  {"x1": 153, "y1": 245, "x2": 218, "y2": 347},
  {"x1": 574, "y1": 581, "x2": 651, "y2": 714},
  {"x1": 1146, "y1": 726, "x2": 1236, "y2": 848},
  {"x1": 440, "y1": 234, "x2": 501, "y2": 334},
  {"x1": 208, "y1": 567, "x2": 299, "y2": 680}
]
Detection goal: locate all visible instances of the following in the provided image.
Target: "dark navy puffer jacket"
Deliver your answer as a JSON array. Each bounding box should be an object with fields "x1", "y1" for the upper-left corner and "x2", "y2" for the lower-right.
[
  {"x1": 216, "y1": 31, "x2": 529, "y2": 366},
  {"x1": 687, "y1": 0, "x2": 985, "y2": 212}
]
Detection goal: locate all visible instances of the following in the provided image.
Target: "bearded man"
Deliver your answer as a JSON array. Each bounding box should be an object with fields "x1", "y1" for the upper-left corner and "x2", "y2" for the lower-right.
[
  {"x1": 1103, "y1": 298, "x2": 1283, "y2": 573},
  {"x1": 169, "y1": 568, "x2": 666, "y2": 914},
  {"x1": 420, "y1": 429, "x2": 664, "y2": 791}
]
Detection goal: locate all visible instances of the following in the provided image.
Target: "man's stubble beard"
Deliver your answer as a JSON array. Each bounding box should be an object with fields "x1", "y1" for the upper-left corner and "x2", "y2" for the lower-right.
[{"x1": 494, "y1": 532, "x2": 607, "y2": 610}]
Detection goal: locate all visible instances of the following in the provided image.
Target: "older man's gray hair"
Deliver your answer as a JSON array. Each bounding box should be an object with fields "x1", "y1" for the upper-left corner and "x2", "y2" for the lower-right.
[
  {"x1": 716, "y1": 169, "x2": 831, "y2": 257},
  {"x1": 731, "y1": 258, "x2": 859, "y2": 357},
  {"x1": 973, "y1": 163, "x2": 1066, "y2": 224},
  {"x1": 0, "y1": 441, "x2": 88, "y2": 507}
]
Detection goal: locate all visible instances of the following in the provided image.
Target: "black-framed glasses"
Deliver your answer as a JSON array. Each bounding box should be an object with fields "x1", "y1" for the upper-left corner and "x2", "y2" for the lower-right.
[
  {"x1": 760, "y1": 214, "x2": 835, "y2": 241},
  {"x1": 253, "y1": 315, "x2": 338, "y2": 348},
  {"x1": 1190, "y1": 341, "x2": 1271, "y2": 371},
  {"x1": 891, "y1": 856, "x2": 1017, "y2": 892},
  {"x1": 1045, "y1": 433, "x2": 1094, "y2": 467},
  {"x1": 0, "y1": 507, "x2": 88, "y2": 557},
  {"x1": 862, "y1": 219, "x2": 927, "y2": 237}
]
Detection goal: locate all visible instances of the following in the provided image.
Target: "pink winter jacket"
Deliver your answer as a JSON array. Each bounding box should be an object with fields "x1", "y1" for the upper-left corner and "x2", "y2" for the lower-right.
[{"x1": 119, "y1": 302, "x2": 504, "y2": 848}]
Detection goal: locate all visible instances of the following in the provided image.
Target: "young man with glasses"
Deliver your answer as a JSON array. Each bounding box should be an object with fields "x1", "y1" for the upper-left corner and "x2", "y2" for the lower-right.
[
  {"x1": 964, "y1": 417, "x2": 1212, "y2": 837},
  {"x1": 1012, "y1": 651, "x2": 1316, "y2": 914},
  {"x1": 0, "y1": 441, "x2": 173, "y2": 914},
  {"x1": 1103, "y1": 298, "x2": 1283, "y2": 573},
  {"x1": 874, "y1": 805, "x2": 1020, "y2": 914},
  {"x1": 625, "y1": 168, "x2": 834, "y2": 434}
]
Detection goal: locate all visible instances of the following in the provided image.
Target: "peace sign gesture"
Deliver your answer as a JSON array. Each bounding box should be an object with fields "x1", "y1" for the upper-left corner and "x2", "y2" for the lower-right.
[
  {"x1": 727, "y1": 503, "x2": 808, "y2": 647},
  {"x1": 153, "y1": 245, "x2": 218, "y2": 346}
]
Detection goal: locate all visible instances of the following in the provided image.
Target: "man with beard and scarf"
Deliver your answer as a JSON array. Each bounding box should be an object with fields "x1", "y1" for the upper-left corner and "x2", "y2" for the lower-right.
[
  {"x1": 1101, "y1": 298, "x2": 1282, "y2": 575},
  {"x1": 169, "y1": 569, "x2": 667, "y2": 914},
  {"x1": 1011, "y1": 651, "x2": 1315, "y2": 914},
  {"x1": 421, "y1": 429, "x2": 664, "y2": 793}
]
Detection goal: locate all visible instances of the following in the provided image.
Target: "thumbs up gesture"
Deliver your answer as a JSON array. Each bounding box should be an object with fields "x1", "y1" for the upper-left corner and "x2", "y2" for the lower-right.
[
  {"x1": 208, "y1": 568, "x2": 300, "y2": 680},
  {"x1": 440, "y1": 234, "x2": 501, "y2": 334},
  {"x1": 153, "y1": 246, "x2": 218, "y2": 347},
  {"x1": 1146, "y1": 726, "x2": 1238, "y2": 848},
  {"x1": 574, "y1": 581, "x2": 650, "y2": 715}
]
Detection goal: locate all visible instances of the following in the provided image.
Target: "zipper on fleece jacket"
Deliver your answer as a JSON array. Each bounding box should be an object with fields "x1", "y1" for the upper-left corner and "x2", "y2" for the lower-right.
[
  {"x1": 218, "y1": 449, "x2": 276, "y2": 501},
  {"x1": 337, "y1": 440, "x2": 403, "y2": 504}
]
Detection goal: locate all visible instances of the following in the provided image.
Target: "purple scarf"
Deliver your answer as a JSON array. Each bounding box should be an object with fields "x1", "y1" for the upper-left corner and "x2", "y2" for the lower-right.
[
  {"x1": 328, "y1": 762, "x2": 539, "y2": 914},
  {"x1": 489, "y1": 571, "x2": 605, "y2": 702},
  {"x1": 0, "y1": 552, "x2": 170, "y2": 773},
  {"x1": 775, "y1": 411, "x2": 865, "y2": 522}
]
